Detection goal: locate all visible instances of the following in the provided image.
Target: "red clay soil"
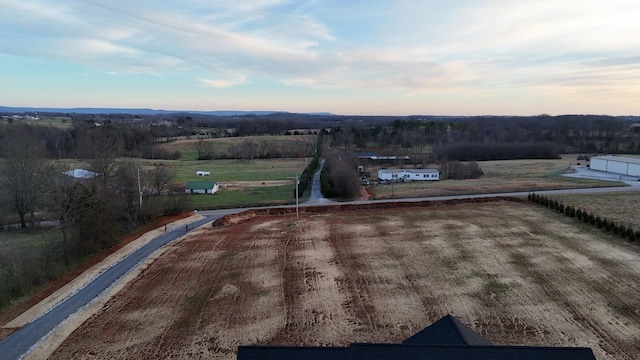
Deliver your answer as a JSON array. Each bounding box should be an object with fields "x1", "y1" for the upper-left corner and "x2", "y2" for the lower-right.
[
  {"x1": 212, "y1": 197, "x2": 523, "y2": 227},
  {"x1": 48, "y1": 198, "x2": 640, "y2": 359},
  {"x1": 0, "y1": 212, "x2": 194, "y2": 329}
]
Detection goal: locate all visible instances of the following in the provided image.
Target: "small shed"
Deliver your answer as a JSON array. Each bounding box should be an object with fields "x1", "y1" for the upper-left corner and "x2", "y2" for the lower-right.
[{"x1": 185, "y1": 180, "x2": 218, "y2": 194}]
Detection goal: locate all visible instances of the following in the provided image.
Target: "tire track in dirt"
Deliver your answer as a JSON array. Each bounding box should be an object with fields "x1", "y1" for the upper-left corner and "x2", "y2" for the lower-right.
[
  {"x1": 268, "y1": 215, "x2": 355, "y2": 346},
  {"x1": 268, "y1": 230, "x2": 302, "y2": 344},
  {"x1": 327, "y1": 220, "x2": 379, "y2": 334},
  {"x1": 45, "y1": 201, "x2": 640, "y2": 360},
  {"x1": 491, "y1": 208, "x2": 640, "y2": 359},
  {"x1": 49, "y1": 226, "x2": 243, "y2": 359},
  {"x1": 374, "y1": 213, "x2": 448, "y2": 327}
]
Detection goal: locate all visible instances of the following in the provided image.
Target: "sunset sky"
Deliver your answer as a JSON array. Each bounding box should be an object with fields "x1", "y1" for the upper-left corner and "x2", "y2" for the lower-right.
[{"x1": 1, "y1": 0, "x2": 639, "y2": 115}]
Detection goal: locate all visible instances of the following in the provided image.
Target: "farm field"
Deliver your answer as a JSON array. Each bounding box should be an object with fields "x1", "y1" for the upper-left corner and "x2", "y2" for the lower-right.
[
  {"x1": 155, "y1": 135, "x2": 316, "y2": 161},
  {"x1": 551, "y1": 191, "x2": 640, "y2": 230},
  {"x1": 137, "y1": 157, "x2": 308, "y2": 183},
  {"x1": 49, "y1": 200, "x2": 640, "y2": 359},
  {"x1": 369, "y1": 155, "x2": 624, "y2": 199}
]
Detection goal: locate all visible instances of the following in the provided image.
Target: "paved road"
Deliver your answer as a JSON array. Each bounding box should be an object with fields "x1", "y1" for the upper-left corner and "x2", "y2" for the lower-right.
[
  {"x1": 306, "y1": 159, "x2": 332, "y2": 205},
  {"x1": 1, "y1": 165, "x2": 636, "y2": 359},
  {"x1": 0, "y1": 216, "x2": 220, "y2": 360}
]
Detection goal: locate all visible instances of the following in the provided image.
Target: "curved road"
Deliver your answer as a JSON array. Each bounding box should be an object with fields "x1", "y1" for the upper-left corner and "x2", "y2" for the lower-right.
[
  {"x1": 0, "y1": 216, "x2": 217, "y2": 360},
  {"x1": 0, "y1": 164, "x2": 637, "y2": 359}
]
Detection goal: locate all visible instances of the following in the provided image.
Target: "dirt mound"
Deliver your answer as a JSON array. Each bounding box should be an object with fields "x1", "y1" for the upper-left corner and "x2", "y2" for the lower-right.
[{"x1": 212, "y1": 197, "x2": 522, "y2": 227}]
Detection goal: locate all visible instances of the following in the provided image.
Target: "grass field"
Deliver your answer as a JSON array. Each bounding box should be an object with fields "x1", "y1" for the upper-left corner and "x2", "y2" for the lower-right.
[
  {"x1": 368, "y1": 155, "x2": 625, "y2": 199},
  {"x1": 551, "y1": 191, "x2": 640, "y2": 229},
  {"x1": 137, "y1": 158, "x2": 308, "y2": 183},
  {"x1": 155, "y1": 135, "x2": 316, "y2": 159},
  {"x1": 188, "y1": 185, "x2": 296, "y2": 209},
  {"x1": 0, "y1": 229, "x2": 61, "y2": 249},
  {"x1": 34, "y1": 116, "x2": 73, "y2": 129},
  {"x1": 131, "y1": 157, "x2": 308, "y2": 209}
]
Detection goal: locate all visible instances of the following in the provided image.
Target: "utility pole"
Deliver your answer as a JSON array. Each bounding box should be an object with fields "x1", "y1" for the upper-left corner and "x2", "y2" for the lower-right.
[
  {"x1": 137, "y1": 167, "x2": 143, "y2": 208},
  {"x1": 295, "y1": 175, "x2": 299, "y2": 220}
]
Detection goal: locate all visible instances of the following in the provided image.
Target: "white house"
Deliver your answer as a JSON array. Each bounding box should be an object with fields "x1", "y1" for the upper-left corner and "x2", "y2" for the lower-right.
[
  {"x1": 378, "y1": 168, "x2": 440, "y2": 182},
  {"x1": 185, "y1": 180, "x2": 219, "y2": 194},
  {"x1": 196, "y1": 171, "x2": 211, "y2": 176},
  {"x1": 590, "y1": 156, "x2": 640, "y2": 177}
]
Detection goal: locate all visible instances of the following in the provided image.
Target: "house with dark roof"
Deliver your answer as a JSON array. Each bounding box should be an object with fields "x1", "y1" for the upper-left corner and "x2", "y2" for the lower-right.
[{"x1": 236, "y1": 314, "x2": 596, "y2": 360}]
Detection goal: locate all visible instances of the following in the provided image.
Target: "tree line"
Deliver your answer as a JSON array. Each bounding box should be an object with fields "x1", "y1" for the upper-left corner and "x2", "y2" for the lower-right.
[
  {"x1": 0, "y1": 123, "x2": 190, "y2": 310},
  {"x1": 528, "y1": 193, "x2": 638, "y2": 242},
  {"x1": 327, "y1": 115, "x2": 640, "y2": 160}
]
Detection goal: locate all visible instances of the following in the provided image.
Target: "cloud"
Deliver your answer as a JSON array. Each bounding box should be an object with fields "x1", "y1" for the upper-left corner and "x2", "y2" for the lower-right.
[
  {"x1": 198, "y1": 76, "x2": 248, "y2": 88},
  {"x1": 1, "y1": 0, "x2": 639, "y2": 99}
]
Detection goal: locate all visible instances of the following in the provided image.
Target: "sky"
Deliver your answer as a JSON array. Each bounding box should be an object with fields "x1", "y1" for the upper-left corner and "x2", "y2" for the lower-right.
[{"x1": 1, "y1": 0, "x2": 639, "y2": 116}]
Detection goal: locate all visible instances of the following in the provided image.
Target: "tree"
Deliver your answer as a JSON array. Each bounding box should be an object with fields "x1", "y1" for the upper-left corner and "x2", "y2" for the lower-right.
[
  {"x1": 195, "y1": 138, "x2": 214, "y2": 160},
  {"x1": 148, "y1": 166, "x2": 175, "y2": 195},
  {"x1": 51, "y1": 179, "x2": 100, "y2": 259},
  {"x1": 114, "y1": 160, "x2": 148, "y2": 224},
  {"x1": 1, "y1": 126, "x2": 55, "y2": 228},
  {"x1": 79, "y1": 127, "x2": 122, "y2": 187},
  {"x1": 322, "y1": 150, "x2": 361, "y2": 199}
]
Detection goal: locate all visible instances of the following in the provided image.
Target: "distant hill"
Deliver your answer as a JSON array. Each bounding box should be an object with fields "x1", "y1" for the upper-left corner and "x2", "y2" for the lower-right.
[{"x1": 0, "y1": 106, "x2": 333, "y2": 116}]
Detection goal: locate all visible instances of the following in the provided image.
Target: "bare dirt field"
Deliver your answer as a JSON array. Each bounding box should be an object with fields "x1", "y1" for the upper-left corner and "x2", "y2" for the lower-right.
[{"x1": 49, "y1": 200, "x2": 640, "y2": 359}]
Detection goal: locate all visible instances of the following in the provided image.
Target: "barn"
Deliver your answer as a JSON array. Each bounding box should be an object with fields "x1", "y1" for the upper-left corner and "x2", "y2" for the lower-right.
[
  {"x1": 590, "y1": 156, "x2": 640, "y2": 177},
  {"x1": 185, "y1": 180, "x2": 219, "y2": 194},
  {"x1": 378, "y1": 168, "x2": 440, "y2": 182}
]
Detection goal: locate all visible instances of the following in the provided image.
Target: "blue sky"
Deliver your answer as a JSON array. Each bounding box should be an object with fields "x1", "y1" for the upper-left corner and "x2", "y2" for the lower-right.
[{"x1": 1, "y1": 0, "x2": 639, "y2": 115}]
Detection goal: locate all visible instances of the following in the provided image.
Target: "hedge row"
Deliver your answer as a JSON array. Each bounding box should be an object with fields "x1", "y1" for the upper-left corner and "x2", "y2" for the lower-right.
[
  {"x1": 528, "y1": 193, "x2": 638, "y2": 242},
  {"x1": 296, "y1": 133, "x2": 323, "y2": 197}
]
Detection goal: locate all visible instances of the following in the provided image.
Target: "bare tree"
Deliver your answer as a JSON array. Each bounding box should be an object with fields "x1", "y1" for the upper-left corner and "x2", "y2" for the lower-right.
[
  {"x1": 1, "y1": 126, "x2": 55, "y2": 228},
  {"x1": 51, "y1": 178, "x2": 99, "y2": 259},
  {"x1": 148, "y1": 166, "x2": 176, "y2": 195},
  {"x1": 79, "y1": 127, "x2": 122, "y2": 187},
  {"x1": 114, "y1": 160, "x2": 147, "y2": 222},
  {"x1": 195, "y1": 139, "x2": 214, "y2": 160}
]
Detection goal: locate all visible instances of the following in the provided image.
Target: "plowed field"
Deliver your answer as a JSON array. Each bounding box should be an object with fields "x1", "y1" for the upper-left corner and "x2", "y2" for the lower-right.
[{"x1": 50, "y1": 200, "x2": 640, "y2": 359}]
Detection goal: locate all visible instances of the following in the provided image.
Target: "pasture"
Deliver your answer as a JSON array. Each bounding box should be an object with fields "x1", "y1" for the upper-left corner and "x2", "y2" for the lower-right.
[
  {"x1": 551, "y1": 191, "x2": 640, "y2": 229},
  {"x1": 155, "y1": 135, "x2": 317, "y2": 161},
  {"x1": 368, "y1": 154, "x2": 624, "y2": 199}
]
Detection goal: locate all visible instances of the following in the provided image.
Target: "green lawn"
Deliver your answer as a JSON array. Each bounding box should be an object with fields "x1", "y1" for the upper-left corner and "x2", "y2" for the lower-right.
[
  {"x1": 138, "y1": 158, "x2": 308, "y2": 183},
  {"x1": 0, "y1": 228, "x2": 61, "y2": 249},
  {"x1": 187, "y1": 185, "x2": 298, "y2": 209},
  {"x1": 45, "y1": 157, "x2": 309, "y2": 210},
  {"x1": 36, "y1": 116, "x2": 74, "y2": 129}
]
